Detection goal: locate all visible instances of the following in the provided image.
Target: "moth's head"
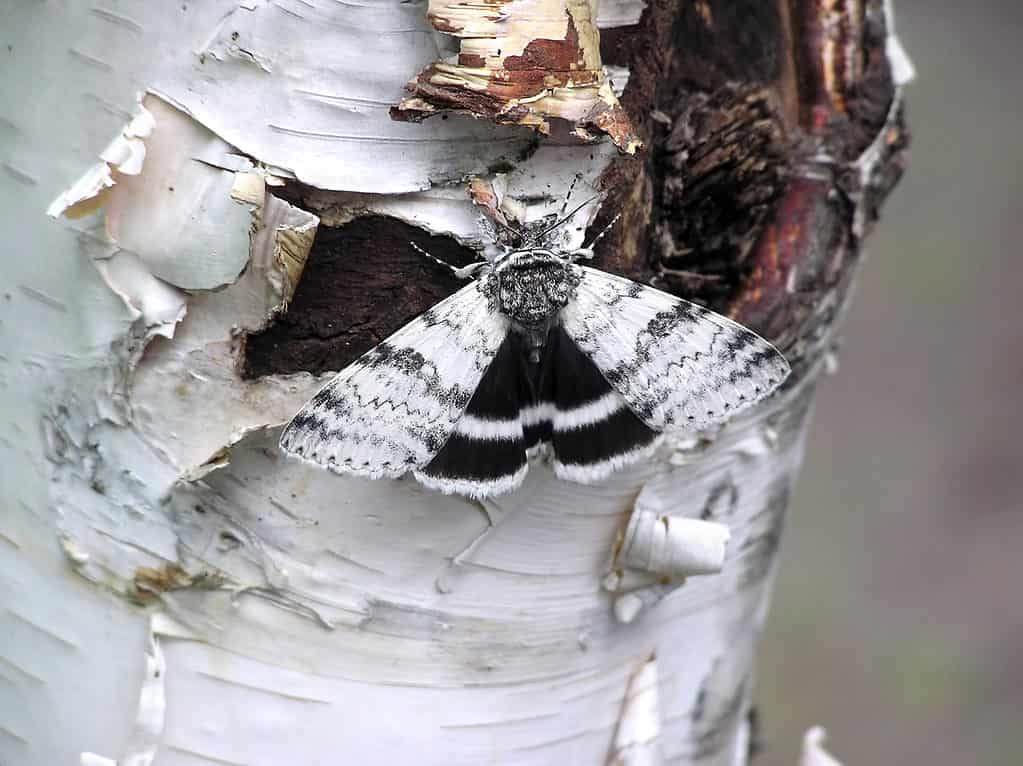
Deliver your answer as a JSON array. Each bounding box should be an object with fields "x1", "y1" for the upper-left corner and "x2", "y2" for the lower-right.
[
  {"x1": 497, "y1": 248, "x2": 562, "y2": 269},
  {"x1": 491, "y1": 242, "x2": 591, "y2": 268},
  {"x1": 490, "y1": 249, "x2": 581, "y2": 325},
  {"x1": 481, "y1": 187, "x2": 607, "y2": 275}
]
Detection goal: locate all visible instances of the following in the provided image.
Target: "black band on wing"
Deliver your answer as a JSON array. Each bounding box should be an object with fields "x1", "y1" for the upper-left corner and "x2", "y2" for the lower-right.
[
  {"x1": 552, "y1": 408, "x2": 658, "y2": 468},
  {"x1": 418, "y1": 333, "x2": 529, "y2": 492},
  {"x1": 546, "y1": 326, "x2": 659, "y2": 476},
  {"x1": 462, "y1": 332, "x2": 530, "y2": 421},
  {"x1": 422, "y1": 432, "x2": 527, "y2": 481},
  {"x1": 542, "y1": 325, "x2": 613, "y2": 403}
]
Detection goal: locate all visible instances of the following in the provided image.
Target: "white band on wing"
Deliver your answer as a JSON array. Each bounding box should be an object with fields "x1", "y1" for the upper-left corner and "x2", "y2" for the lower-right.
[
  {"x1": 551, "y1": 390, "x2": 624, "y2": 431},
  {"x1": 453, "y1": 413, "x2": 524, "y2": 441},
  {"x1": 456, "y1": 391, "x2": 628, "y2": 442}
]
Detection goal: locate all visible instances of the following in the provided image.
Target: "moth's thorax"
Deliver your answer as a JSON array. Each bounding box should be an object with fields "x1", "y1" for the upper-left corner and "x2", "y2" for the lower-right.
[{"x1": 484, "y1": 249, "x2": 582, "y2": 327}]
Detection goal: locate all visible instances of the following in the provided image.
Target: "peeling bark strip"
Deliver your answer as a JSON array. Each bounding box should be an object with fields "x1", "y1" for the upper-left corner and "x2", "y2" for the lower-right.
[{"x1": 392, "y1": 0, "x2": 641, "y2": 153}]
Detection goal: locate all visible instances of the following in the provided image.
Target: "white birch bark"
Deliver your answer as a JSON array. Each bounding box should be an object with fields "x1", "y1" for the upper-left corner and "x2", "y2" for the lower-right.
[{"x1": 0, "y1": 1, "x2": 907, "y2": 764}]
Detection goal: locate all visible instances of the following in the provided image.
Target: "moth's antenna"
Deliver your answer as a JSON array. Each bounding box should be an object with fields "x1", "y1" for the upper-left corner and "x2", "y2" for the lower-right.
[
  {"x1": 583, "y1": 212, "x2": 622, "y2": 250},
  {"x1": 557, "y1": 174, "x2": 582, "y2": 217},
  {"x1": 534, "y1": 194, "x2": 599, "y2": 242},
  {"x1": 566, "y1": 212, "x2": 623, "y2": 263},
  {"x1": 409, "y1": 242, "x2": 487, "y2": 280}
]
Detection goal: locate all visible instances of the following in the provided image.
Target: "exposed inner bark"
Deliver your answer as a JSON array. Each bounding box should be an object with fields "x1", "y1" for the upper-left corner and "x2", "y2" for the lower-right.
[
  {"x1": 647, "y1": 84, "x2": 790, "y2": 307},
  {"x1": 392, "y1": 0, "x2": 640, "y2": 152},
  {"x1": 241, "y1": 218, "x2": 477, "y2": 378}
]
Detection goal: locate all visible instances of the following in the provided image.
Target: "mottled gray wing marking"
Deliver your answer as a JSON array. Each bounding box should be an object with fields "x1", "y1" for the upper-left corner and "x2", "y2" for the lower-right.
[
  {"x1": 560, "y1": 267, "x2": 790, "y2": 431},
  {"x1": 280, "y1": 282, "x2": 508, "y2": 478}
]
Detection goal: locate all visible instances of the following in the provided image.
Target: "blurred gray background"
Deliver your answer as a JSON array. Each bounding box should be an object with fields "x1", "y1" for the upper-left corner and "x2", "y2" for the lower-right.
[{"x1": 757, "y1": 3, "x2": 1023, "y2": 764}]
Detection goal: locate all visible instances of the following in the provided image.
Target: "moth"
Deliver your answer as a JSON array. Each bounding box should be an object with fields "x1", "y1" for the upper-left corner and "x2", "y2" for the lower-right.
[{"x1": 280, "y1": 196, "x2": 790, "y2": 498}]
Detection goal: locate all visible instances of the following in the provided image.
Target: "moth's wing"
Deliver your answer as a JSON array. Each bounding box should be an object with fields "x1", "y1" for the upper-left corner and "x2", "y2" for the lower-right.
[
  {"x1": 414, "y1": 332, "x2": 532, "y2": 499},
  {"x1": 560, "y1": 266, "x2": 790, "y2": 431},
  {"x1": 280, "y1": 282, "x2": 507, "y2": 478},
  {"x1": 543, "y1": 326, "x2": 662, "y2": 482}
]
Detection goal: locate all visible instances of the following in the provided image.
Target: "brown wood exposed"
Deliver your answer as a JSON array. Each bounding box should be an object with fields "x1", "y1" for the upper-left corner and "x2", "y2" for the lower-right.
[{"x1": 241, "y1": 218, "x2": 477, "y2": 379}]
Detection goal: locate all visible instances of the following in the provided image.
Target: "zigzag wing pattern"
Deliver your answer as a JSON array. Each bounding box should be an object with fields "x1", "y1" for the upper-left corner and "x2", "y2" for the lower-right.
[
  {"x1": 560, "y1": 267, "x2": 790, "y2": 432},
  {"x1": 279, "y1": 281, "x2": 508, "y2": 478}
]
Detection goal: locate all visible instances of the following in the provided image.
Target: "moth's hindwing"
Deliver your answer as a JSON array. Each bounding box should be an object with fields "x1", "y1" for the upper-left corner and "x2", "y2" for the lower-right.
[
  {"x1": 413, "y1": 332, "x2": 530, "y2": 498},
  {"x1": 414, "y1": 326, "x2": 662, "y2": 498},
  {"x1": 542, "y1": 326, "x2": 663, "y2": 483},
  {"x1": 560, "y1": 267, "x2": 791, "y2": 431},
  {"x1": 279, "y1": 282, "x2": 507, "y2": 478}
]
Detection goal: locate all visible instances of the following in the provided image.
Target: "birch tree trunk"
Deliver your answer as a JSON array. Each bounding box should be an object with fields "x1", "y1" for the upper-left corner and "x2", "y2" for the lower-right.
[{"x1": 0, "y1": 1, "x2": 909, "y2": 765}]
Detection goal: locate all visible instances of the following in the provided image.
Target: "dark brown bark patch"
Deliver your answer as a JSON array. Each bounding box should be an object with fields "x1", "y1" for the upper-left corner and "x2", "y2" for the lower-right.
[
  {"x1": 458, "y1": 53, "x2": 486, "y2": 68},
  {"x1": 589, "y1": 2, "x2": 797, "y2": 316},
  {"x1": 731, "y1": 177, "x2": 849, "y2": 347},
  {"x1": 241, "y1": 217, "x2": 477, "y2": 378},
  {"x1": 648, "y1": 85, "x2": 791, "y2": 308},
  {"x1": 669, "y1": 0, "x2": 786, "y2": 92},
  {"x1": 591, "y1": 0, "x2": 907, "y2": 370}
]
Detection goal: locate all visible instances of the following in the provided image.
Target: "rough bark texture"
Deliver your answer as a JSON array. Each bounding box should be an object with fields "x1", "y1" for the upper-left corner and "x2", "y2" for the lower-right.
[{"x1": 242, "y1": 218, "x2": 478, "y2": 378}]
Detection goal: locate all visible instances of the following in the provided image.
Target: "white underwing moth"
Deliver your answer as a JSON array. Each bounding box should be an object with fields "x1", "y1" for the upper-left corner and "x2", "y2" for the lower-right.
[{"x1": 280, "y1": 196, "x2": 790, "y2": 498}]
